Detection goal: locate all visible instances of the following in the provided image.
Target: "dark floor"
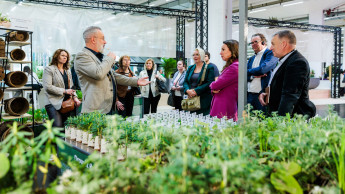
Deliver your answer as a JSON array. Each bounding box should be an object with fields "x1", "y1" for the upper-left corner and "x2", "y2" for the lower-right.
[{"x1": 316, "y1": 104, "x2": 345, "y2": 118}]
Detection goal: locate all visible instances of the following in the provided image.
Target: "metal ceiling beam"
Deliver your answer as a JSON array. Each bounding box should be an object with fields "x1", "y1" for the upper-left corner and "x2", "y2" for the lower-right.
[
  {"x1": 232, "y1": 0, "x2": 294, "y2": 13},
  {"x1": 26, "y1": 0, "x2": 195, "y2": 18}
]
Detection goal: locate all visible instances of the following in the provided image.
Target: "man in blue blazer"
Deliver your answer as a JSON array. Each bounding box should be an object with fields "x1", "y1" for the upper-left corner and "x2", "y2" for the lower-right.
[{"x1": 247, "y1": 33, "x2": 278, "y2": 111}]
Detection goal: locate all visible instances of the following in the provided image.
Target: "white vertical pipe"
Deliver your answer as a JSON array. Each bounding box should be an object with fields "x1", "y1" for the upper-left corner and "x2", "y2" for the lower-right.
[{"x1": 238, "y1": 0, "x2": 248, "y2": 122}]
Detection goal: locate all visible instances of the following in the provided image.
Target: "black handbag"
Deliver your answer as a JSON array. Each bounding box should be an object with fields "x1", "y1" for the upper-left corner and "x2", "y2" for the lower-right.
[
  {"x1": 167, "y1": 91, "x2": 175, "y2": 107},
  {"x1": 156, "y1": 71, "x2": 168, "y2": 93},
  {"x1": 132, "y1": 87, "x2": 141, "y2": 95}
]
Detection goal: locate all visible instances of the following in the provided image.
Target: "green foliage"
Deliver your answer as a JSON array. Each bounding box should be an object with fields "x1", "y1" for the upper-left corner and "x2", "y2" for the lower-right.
[
  {"x1": 0, "y1": 13, "x2": 10, "y2": 22},
  {"x1": 76, "y1": 90, "x2": 82, "y2": 100},
  {"x1": 270, "y1": 162, "x2": 303, "y2": 194},
  {"x1": 2, "y1": 108, "x2": 345, "y2": 193},
  {"x1": 160, "y1": 58, "x2": 176, "y2": 78},
  {"x1": 0, "y1": 153, "x2": 10, "y2": 178},
  {"x1": 36, "y1": 69, "x2": 43, "y2": 80},
  {"x1": 27, "y1": 108, "x2": 48, "y2": 123},
  {"x1": 310, "y1": 69, "x2": 315, "y2": 78},
  {"x1": 0, "y1": 121, "x2": 64, "y2": 193}
]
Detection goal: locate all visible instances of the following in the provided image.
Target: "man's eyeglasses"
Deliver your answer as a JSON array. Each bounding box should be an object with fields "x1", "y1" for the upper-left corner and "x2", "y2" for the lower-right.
[{"x1": 248, "y1": 40, "x2": 260, "y2": 45}]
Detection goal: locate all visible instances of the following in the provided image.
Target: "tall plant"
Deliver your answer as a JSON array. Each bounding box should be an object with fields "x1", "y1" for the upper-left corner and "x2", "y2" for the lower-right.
[{"x1": 160, "y1": 58, "x2": 176, "y2": 78}]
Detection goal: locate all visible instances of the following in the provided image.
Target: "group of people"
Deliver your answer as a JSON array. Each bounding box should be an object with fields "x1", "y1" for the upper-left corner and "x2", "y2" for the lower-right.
[
  {"x1": 175, "y1": 30, "x2": 315, "y2": 121},
  {"x1": 41, "y1": 26, "x2": 316, "y2": 128}
]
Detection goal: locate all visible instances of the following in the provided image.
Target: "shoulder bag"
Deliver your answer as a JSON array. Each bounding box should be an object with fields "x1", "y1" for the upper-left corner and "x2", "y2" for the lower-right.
[
  {"x1": 128, "y1": 69, "x2": 141, "y2": 95},
  {"x1": 60, "y1": 72, "x2": 76, "y2": 114},
  {"x1": 156, "y1": 71, "x2": 168, "y2": 93},
  {"x1": 181, "y1": 64, "x2": 208, "y2": 111}
]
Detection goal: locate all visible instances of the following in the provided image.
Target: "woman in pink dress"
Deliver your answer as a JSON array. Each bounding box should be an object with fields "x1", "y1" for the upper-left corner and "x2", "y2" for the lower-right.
[{"x1": 210, "y1": 40, "x2": 239, "y2": 121}]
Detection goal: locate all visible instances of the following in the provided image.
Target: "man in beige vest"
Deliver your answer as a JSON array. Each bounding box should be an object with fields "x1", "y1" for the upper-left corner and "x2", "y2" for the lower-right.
[{"x1": 75, "y1": 26, "x2": 150, "y2": 114}]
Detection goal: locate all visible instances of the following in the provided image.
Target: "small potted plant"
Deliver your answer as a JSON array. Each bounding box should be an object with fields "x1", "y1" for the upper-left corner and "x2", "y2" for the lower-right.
[
  {"x1": 0, "y1": 13, "x2": 11, "y2": 28},
  {"x1": 309, "y1": 69, "x2": 320, "y2": 89}
]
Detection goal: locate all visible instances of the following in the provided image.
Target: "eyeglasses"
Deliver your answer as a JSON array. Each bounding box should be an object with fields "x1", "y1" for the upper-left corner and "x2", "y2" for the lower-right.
[
  {"x1": 248, "y1": 40, "x2": 260, "y2": 45},
  {"x1": 192, "y1": 54, "x2": 200, "y2": 57},
  {"x1": 94, "y1": 36, "x2": 105, "y2": 41}
]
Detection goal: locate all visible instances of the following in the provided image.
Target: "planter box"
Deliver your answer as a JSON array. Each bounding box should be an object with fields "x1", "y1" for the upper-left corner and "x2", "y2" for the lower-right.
[{"x1": 308, "y1": 77, "x2": 320, "y2": 90}]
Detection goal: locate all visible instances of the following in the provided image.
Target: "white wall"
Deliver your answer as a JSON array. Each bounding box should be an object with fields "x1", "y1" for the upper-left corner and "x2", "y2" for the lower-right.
[
  {"x1": 0, "y1": 1, "x2": 195, "y2": 67},
  {"x1": 207, "y1": 0, "x2": 227, "y2": 71}
]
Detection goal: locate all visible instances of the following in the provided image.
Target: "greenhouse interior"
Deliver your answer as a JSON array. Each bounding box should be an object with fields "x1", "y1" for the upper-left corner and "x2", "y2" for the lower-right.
[{"x1": 0, "y1": 0, "x2": 345, "y2": 193}]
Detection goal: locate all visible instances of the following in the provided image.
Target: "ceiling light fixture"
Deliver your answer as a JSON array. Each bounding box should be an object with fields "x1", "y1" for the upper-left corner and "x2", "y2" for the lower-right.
[
  {"x1": 249, "y1": 9, "x2": 266, "y2": 14},
  {"x1": 283, "y1": 1, "x2": 303, "y2": 7},
  {"x1": 106, "y1": 16, "x2": 116, "y2": 21}
]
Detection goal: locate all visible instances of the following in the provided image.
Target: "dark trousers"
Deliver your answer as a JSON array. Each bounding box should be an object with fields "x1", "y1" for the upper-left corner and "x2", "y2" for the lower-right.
[
  {"x1": 173, "y1": 95, "x2": 183, "y2": 111},
  {"x1": 143, "y1": 92, "x2": 161, "y2": 114},
  {"x1": 340, "y1": 87, "x2": 345, "y2": 96},
  {"x1": 247, "y1": 92, "x2": 265, "y2": 112},
  {"x1": 117, "y1": 92, "x2": 134, "y2": 118},
  {"x1": 45, "y1": 104, "x2": 75, "y2": 128}
]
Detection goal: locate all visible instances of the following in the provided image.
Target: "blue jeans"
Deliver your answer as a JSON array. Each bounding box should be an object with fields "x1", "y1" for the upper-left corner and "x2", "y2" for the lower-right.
[{"x1": 247, "y1": 92, "x2": 265, "y2": 112}]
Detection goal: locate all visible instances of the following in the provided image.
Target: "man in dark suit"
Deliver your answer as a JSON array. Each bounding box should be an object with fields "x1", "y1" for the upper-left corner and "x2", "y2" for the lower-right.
[
  {"x1": 259, "y1": 30, "x2": 316, "y2": 118},
  {"x1": 247, "y1": 33, "x2": 278, "y2": 111}
]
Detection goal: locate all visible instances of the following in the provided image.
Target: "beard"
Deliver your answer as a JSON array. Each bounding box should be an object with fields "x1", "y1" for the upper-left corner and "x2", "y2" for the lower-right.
[{"x1": 97, "y1": 43, "x2": 104, "y2": 53}]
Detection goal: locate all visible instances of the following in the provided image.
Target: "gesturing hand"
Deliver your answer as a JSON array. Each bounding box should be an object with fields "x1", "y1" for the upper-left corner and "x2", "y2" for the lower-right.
[
  {"x1": 212, "y1": 90, "x2": 220, "y2": 94},
  {"x1": 137, "y1": 77, "x2": 151, "y2": 86},
  {"x1": 107, "y1": 52, "x2": 116, "y2": 60}
]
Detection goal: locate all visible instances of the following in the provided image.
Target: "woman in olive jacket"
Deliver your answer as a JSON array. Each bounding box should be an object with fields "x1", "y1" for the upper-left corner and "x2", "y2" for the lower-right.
[{"x1": 183, "y1": 48, "x2": 215, "y2": 115}]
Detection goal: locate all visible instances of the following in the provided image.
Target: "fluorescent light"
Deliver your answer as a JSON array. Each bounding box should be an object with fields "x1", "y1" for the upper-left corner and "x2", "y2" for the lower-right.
[
  {"x1": 161, "y1": 27, "x2": 171, "y2": 31},
  {"x1": 10, "y1": 7, "x2": 16, "y2": 12},
  {"x1": 283, "y1": 1, "x2": 303, "y2": 7},
  {"x1": 149, "y1": 4, "x2": 155, "y2": 6},
  {"x1": 249, "y1": 9, "x2": 266, "y2": 14},
  {"x1": 147, "y1": 31, "x2": 154, "y2": 34},
  {"x1": 94, "y1": 21, "x2": 102, "y2": 24},
  {"x1": 106, "y1": 16, "x2": 116, "y2": 21}
]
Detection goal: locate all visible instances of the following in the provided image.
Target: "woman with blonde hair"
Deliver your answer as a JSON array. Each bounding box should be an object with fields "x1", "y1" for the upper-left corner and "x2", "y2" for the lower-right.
[
  {"x1": 183, "y1": 48, "x2": 215, "y2": 115},
  {"x1": 42, "y1": 49, "x2": 81, "y2": 127},
  {"x1": 139, "y1": 58, "x2": 166, "y2": 114},
  {"x1": 115, "y1": 55, "x2": 136, "y2": 117}
]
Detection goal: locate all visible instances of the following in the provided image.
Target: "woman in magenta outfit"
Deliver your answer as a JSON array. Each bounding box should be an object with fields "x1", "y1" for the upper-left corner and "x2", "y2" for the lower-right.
[{"x1": 210, "y1": 40, "x2": 239, "y2": 121}]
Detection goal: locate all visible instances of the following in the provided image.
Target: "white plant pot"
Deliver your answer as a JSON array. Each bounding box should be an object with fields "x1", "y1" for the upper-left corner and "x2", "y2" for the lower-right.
[
  {"x1": 70, "y1": 127, "x2": 76, "y2": 140},
  {"x1": 76, "y1": 129, "x2": 82, "y2": 142},
  {"x1": 65, "y1": 126, "x2": 70, "y2": 138},
  {"x1": 101, "y1": 138, "x2": 107, "y2": 153},
  {"x1": 94, "y1": 136, "x2": 100, "y2": 150},
  {"x1": 88, "y1": 134, "x2": 94, "y2": 147},
  {"x1": 82, "y1": 131, "x2": 88, "y2": 144}
]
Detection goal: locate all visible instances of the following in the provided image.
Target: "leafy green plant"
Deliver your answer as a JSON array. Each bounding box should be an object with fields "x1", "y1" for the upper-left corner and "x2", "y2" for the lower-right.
[
  {"x1": 76, "y1": 90, "x2": 82, "y2": 100},
  {"x1": 310, "y1": 69, "x2": 315, "y2": 78},
  {"x1": 0, "y1": 13, "x2": 11, "y2": 22},
  {"x1": 160, "y1": 58, "x2": 176, "y2": 78},
  {"x1": 36, "y1": 69, "x2": 43, "y2": 80}
]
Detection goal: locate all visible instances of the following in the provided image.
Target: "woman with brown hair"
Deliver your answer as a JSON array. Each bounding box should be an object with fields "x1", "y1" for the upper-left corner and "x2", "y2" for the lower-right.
[
  {"x1": 42, "y1": 49, "x2": 81, "y2": 127},
  {"x1": 139, "y1": 58, "x2": 166, "y2": 114},
  {"x1": 115, "y1": 55, "x2": 136, "y2": 117},
  {"x1": 209, "y1": 40, "x2": 239, "y2": 121}
]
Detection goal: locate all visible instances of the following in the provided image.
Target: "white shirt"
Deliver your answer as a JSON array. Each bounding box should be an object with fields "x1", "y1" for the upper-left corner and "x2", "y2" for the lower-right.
[
  {"x1": 173, "y1": 72, "x2": 182, "y2": 96},
  {"x1": 25, "y1": 72, "x2": 39, "y2": 85},
  {"x1": 268, "y1": 50, "x2": 296, "y2": 86},
  {"x1": 248, "y1": 47, "x2": 266, "y2": 93}
]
